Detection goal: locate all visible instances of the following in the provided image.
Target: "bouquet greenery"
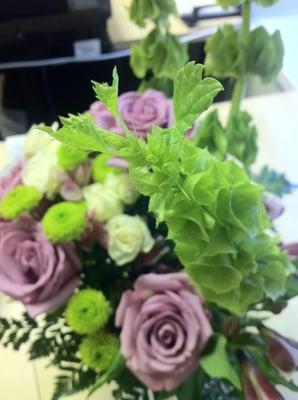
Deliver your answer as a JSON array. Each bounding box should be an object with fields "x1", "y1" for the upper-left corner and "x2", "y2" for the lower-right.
[{"x1": 0, "y1": 1, "x2": 297, "y2": 400}]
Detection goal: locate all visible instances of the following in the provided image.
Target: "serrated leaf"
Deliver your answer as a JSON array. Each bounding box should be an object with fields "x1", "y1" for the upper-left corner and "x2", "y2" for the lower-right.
[
  {"x1": 205, "y1": 25, "x2": 241, "y2": 79},
  {"x1": 40, "y1": 114, "x2": 126, "y2": 153},
  {"x1": 173, "y1": 62, "x2": 223, "y2": 130},
  {"x1": 201, "y1": 334, "x2": 241, "y2": 390},
  {"x1": 247, "y1": 27, "x2": 284, "y2": 83},
  {"x1": 92, "y1": 67, "x2": 119, "y2": 117}
]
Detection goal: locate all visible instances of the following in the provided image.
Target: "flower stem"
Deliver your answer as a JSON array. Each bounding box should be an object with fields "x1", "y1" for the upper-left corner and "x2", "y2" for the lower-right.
[{"x1": 227, "y1": 0, "x2": 251, "y2": 127}]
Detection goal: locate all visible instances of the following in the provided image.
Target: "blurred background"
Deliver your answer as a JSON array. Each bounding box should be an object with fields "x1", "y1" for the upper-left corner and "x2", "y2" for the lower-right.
[{"x1": 0, "y1": 0, "x2": 297, "y2": 139}]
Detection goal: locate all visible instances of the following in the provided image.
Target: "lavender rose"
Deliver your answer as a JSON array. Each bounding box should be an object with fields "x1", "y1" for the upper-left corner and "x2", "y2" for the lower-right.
[
  {"x1": 89, "y1": 101, "x2": 122, "y2": 133},
  {"x1": 0, "y1": 216, "x2": 82, "y2": 317},
  {"x1": 115, "y1": 272, "x2": 212, "y2": 392},
  {"x1": 89, "y1": 89, "x2": 172, "y2": 138}
]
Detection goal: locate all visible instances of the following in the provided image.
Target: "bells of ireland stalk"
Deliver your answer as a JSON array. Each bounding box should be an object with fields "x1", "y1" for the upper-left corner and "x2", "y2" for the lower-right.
[{"x1": 261, "y1": 327, "x2": 298, "y2": 373}]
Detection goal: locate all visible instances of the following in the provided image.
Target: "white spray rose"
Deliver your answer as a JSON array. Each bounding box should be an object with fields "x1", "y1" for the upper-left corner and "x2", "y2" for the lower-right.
[
  {"x1": 106, "y1": 214, "x2": 154, "y2": 266},
  {"x1": 22, "y1": 150, "x2": 60, "y2": 199},
  {"x1": 104, "y1": 173, "x2": 139, "y2": 205},
  {"x1": 24, "y1": 122, "x2": 59, "y2": 158},
  {"x1": 83, "y1": 183, "x2": 123, "y2": 222}
]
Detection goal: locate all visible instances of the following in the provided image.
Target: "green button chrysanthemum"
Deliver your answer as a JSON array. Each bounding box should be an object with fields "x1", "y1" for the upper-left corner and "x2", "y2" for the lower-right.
[
  {"x1": 42, "y1": 201, "x2": 87, "y2": 243},
  {"x1": 0, "y1": 185, "x2": 42, "y2": 220},
  {"x1": 79, "y1": 332, "x2": 119, "y2": 371},
  {"x1": 66, "y1": 289, "x2": 111, "y2": 334},
  {"x1": 57, "y1": 143, "x2": 88, "y2": 171},
  {"x1": 92, "y1": 154, "x2": 121, "y2": 183}
]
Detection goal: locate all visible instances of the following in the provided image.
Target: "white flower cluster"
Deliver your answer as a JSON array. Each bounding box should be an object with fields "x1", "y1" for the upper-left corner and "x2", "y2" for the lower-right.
[
  {"x1": 22, "y1": 123, "x2": 61, "y2": 199},
  {"x1": 83, "y1": 175, "x2": 153, "y2": 266},
  {"x1": 22, "y1": 125, "x2": 154, "y2": 266}
]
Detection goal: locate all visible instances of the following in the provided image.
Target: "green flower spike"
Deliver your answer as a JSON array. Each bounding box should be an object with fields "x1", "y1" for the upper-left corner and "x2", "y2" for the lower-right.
[
  {"x1": 42, "y1": 201, "x2": 87, "y2": 243},
  {"x1": 92, "y1": 154, "x2": 121, "y2": 183},
  {"x1": 0, "y1": 185, "x2": 42, "y2": 220},
  {"x1": 79, "y1": 332, "x2": 119, "y2": 371},
  {"x1": 66, "y1": 289, "x2": 111, "y2": 334},
  {"x1": 57, "y1": 143, "x2": 88, "y2": 171}
]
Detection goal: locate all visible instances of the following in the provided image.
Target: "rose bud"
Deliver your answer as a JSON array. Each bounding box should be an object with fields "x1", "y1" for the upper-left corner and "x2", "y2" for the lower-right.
[
  {"x1": 261, "y1": 326, "x2": 298, "y2": 373},
  {"x1": 240, "y1": 355, "x2": 283, "y2": 400}
]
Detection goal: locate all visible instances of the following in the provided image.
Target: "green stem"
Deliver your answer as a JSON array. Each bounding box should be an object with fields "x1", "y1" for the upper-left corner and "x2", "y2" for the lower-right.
[{"x1": 227, "y1": 0, "x2": 251, "y2": 127}]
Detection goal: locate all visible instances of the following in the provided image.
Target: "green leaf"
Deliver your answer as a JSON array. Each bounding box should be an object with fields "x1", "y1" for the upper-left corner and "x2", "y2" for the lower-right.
[
  {"x1": 216, "y1": 0, "x2": 243, "y2": 8},
  {"x1": 247, "y1": 27, "x2": 284, "y2": 83},
  {"x1": 173, "y1": 62, "x2": 223, "y2": 130},
  {"x1": 201, "y1": 334, "x2": 241, "y2": 390},
  {"x1": 131, "y1": 28, "x2": 188, "y2": 82},
  {"x1": 130, "y1": 44, "x2": 148, "y2": 78},
  {"x1": 255, "y1": 0, "x2": 279, "y2": 6},
  {"x1": 226, "y1": 111, "x2": 258, "y2": 167},
  {"x1": 252, "y1": 166, "x2": 294, "y2": 197},
  {"x1": 40, "y1": 114, "x2": 126, "y2": 153},
  {"x1": 205, "y1": 25, "x2": 241, "y2": 79},
  {"x1": 92, "y1": 67, "x2": 119, "y2": 117},
  {"x1": 152, "y1": 34, "x2": 188, "y2": 80},
  {"x1": 217, "y1": 0, "x2": 278, "y2": 8},
  {"x1": 175, "y1": 368, "x2": 204, "y2": 400},
  {"x1": 88, "y1": 352, "x2": 126, "y2": 397},
  {"x1": 129, "y1": 0, "x2": 177, "y2": 27},
  {"x1": 195, "y1": 110, "x2": 228, "y2": 158},
  {"x1": 52, "y1": 370, "x2": 97, "y2": 400},
  {"x1": 187, "y1": 258, "x2": 243, "y2": 295}
]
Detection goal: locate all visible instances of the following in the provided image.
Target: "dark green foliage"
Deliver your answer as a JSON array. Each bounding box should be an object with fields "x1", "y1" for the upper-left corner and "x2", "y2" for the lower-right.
[
  {"x1": 0, "y1": 313, "x2": 37, "y2": 350},
  {"x1": 51, "y1": 369, "x2": 97, "y2": 400}
]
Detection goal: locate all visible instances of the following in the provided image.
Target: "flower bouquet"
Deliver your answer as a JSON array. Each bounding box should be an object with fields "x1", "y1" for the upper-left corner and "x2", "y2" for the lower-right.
[
  {"x1": 0, "y1": 61, "x2": 298, "y2": 400},
  {"x1": 1, "y1": 0, "x2": 298, "y2": 399}
]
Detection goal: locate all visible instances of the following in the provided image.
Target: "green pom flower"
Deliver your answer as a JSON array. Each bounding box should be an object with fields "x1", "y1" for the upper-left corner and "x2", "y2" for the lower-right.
[
  {"x1": 92, "y1": 154, "x2": 121, "y2": 183},
  {"x1": 79, "y1": 332, "x2": 119, "y2": 371},
  {"x1": 0, "y1": 185, "x2": 42, "y2": 220},
  {"x1": 42, "y1": 201, "x2": 87, "y2": 242},
  {"x1": 66, "y1": 289, "x2": 111, "y2": 334},
  {"x1": 57, "y1": 144, "x2": 88, "y2": 171}
]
